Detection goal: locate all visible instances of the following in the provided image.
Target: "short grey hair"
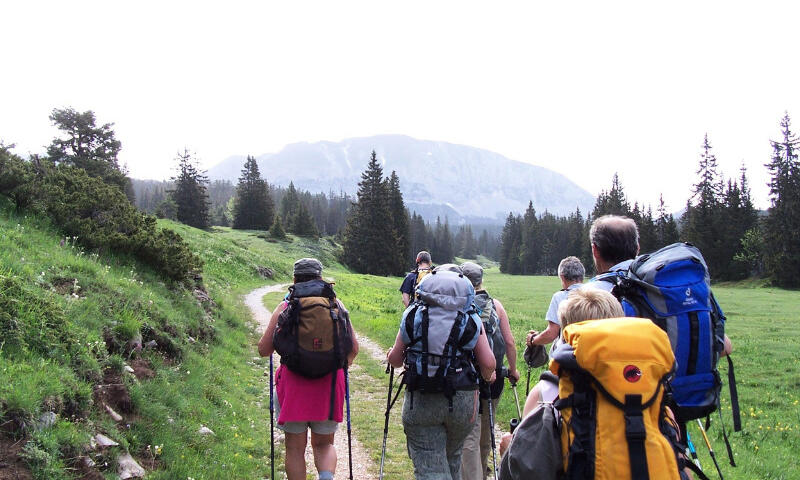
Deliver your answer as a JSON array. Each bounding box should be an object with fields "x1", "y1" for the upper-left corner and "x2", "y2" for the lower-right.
[{"x1": 558, "y1": 256, "x2": 585, "y2": 282}]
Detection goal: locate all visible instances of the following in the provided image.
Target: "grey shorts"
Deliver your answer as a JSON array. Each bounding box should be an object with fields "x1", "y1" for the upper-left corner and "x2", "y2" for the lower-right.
[{"x1": 278, "y1": 420, "x2": 339, "y2": 435}]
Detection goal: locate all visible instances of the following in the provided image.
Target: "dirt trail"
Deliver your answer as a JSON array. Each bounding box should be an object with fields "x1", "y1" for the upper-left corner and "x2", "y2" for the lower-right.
[{"x1": 245, "y1": 284, "x2": 378, "y2": 480}]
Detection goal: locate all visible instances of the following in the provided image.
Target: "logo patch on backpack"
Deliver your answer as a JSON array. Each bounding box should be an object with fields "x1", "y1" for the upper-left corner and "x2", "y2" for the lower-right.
[
  {"x1": 623, "y1": 365, "x2": 642, "y2": 382},
  {"x1": 313, "y1": 338, "x2": 322, "y2": 350}
]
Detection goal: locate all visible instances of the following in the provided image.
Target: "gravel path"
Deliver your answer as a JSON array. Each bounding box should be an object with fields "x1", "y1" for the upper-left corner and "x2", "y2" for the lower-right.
[{"x1": 245, "y1": 284, "x2": 378, "y2": 480}]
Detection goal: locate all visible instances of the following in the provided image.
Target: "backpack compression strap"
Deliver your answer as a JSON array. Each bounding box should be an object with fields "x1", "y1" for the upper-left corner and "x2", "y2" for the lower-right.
[{"x1": 328, "y1": 297, "x2": 340, "y2": 420}]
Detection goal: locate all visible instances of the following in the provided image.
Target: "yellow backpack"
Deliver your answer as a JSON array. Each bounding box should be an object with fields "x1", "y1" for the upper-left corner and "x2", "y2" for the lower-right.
[{"x1": 550, "y1": 317, "x2": 683, "y2": 480}]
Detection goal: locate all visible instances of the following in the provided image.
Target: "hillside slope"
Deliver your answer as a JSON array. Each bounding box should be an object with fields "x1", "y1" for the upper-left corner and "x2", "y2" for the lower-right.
[{"x1": 0, "y1": 201, "x2": 344, "y2": 479}]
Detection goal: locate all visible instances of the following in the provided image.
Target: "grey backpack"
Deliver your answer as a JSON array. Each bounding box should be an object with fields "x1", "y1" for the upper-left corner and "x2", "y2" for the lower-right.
[
  {"x1": 401, "y1": 269, "x2": 482, "y2": 398},
  {"x1": 499, "y1": 372, "x2": 562, "y2": 480}
]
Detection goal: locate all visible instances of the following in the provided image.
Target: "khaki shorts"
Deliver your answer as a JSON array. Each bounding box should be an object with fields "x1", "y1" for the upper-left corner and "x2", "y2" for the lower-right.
[{"x1": 278, "y1": 420, "x2": 339, "y2": 435}]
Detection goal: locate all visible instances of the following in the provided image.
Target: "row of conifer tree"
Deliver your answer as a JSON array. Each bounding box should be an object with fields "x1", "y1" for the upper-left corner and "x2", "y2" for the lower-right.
[{"x1": 42, "y1": 106, "x2": 798, "y2": 288}]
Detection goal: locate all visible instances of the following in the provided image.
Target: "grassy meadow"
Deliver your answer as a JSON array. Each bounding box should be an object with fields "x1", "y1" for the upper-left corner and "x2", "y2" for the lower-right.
[{"x1": 2, "y1": 199, "x2": 799, "y2": 479}]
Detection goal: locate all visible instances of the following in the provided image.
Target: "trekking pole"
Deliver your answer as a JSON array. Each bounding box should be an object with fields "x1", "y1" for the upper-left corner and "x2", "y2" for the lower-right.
[
  {"x1": 269, "y1": 354, "x2": 275, "y2": 480},
  {"x1": 379, "y1": 365, "x2": 394, "y2": 480},
  {"x1": 686, "y1": 431, "x2": 702, "y2": 470},
  {"x1": 696, "y1": 419, "x2": 724, "y2": 480},
  {"x1": 345, "y1": 367, "x2": 354, "y2": 480},
  {"x1": 507, "y1": 371, "x2": 522, "y2": 433},
  {"x1": 525, "y1": 365, "x2": 531, "y2": 397},
  {"x1": 485, "y1": 387, "x2": 499, "y2": 479}
]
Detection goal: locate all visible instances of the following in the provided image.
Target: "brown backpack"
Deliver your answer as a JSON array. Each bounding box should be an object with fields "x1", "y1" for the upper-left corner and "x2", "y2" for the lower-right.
[{"x1": 273, "y1": 279, "x2": 353, "y2": 379}]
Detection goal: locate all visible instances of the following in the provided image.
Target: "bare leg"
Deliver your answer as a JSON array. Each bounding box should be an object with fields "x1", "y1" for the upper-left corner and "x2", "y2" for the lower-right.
[
  {"x1": 284, "y1": 431, "x2": 308, "y2": 480},
  {"x1": 310, "y1": 431, "x2": 337, "y2": 475}
]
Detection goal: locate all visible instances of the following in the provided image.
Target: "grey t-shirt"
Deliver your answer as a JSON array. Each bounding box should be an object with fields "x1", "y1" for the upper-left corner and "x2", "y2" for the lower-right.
[{"x1": 545, "y1": 283, "x2": 583, "y2": 326}]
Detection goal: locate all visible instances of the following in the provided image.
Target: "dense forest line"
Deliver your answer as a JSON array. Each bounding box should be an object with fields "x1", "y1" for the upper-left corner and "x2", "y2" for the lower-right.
[{"x1": 3, "y1": 108, "x2": 798, "y2": 287}]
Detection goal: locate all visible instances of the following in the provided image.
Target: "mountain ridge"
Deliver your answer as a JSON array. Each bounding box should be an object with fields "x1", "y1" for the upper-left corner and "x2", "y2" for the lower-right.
[{"x1": 207, "y1": 135, "x2": 596, "y2": 223}]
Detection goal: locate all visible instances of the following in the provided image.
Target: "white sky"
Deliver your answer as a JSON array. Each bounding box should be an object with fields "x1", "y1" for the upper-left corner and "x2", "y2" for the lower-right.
[{"x1": 2, "y1": 1, "x2": 798, "y2": 211}]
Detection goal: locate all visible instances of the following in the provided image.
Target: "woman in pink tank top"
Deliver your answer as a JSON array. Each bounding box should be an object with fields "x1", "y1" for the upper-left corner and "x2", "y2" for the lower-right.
[{"x1": 259, "y1": 259, "x2": 359, "y2": 480}]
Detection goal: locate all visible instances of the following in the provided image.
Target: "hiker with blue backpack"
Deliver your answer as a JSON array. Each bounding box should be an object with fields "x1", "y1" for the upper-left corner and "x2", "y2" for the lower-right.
[
  {"x1": 387, "y1": 263, "x2": 497, "y2": 480},
  {"x1": 587, "y1": 214, "x2": 739, "y2": 479},
  {"x1": 258, "y1": 258, "x2": 360, "y2": 480},
  {"x1": 459, "y1": 262, "x2": 520, "y2": 480}
]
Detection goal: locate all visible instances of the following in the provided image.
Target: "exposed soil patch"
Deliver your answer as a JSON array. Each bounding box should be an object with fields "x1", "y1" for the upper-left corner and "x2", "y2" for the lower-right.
[
  {"x1": 75, "y1": 457, "x2": 105, "y2": 480},
  {"x1": 0, "y1": 435, "x2": 33, "y2": 480},
  {"x1": 51, "y1": 276, "x2": 79, "y2": 296},
  {"x1": 129, "y1": 358, "x2": 156, "y2": 380},
  {"x1": 94, "y1": 371, "x2": 133, "y2": 415}
]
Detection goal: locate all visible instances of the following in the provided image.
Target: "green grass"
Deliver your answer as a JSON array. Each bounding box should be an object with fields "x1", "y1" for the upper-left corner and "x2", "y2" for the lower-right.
[{"x1": 3, "y1": 200, "x2": 798, "y2": 479}]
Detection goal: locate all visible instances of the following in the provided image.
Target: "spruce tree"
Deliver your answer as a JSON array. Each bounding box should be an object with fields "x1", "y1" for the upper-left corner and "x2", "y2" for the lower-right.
[
  {"x1": 342, "y1": 151, "x2": 394, "y2": 275},
  {"x1": 682, "y1": 134, "x2": 725, "y2": 275},
  {"x1": 170, "y1": 149, "x2": 210, "y2": 229},
  {"x1": 232, "y1": 155, "x2": 274, "y2": 230},
  {"x1": 280, "y1": 182, "x2": 301, "y2": 227},
  {"x1": 764, "y1": 113, "x2": 800, "y2": 287},
  {"x1": 592, "y1": 173, "x2": 632, "y2": 218},
  {"x1": 500, "y1": 212, "x2": 522, "y2": 274},
  {"x1": 290, "y1": 202, "x2": 319, "y2": 237},
  {"x1": 269, "y1": 214, "x2": 287, "y2": 239},
  {"x1": 386, "y1": 171, "x2": 410, "y2": 275},
  {"x1": 655, "y1": 195, "x2": 679, "y2": 248}
]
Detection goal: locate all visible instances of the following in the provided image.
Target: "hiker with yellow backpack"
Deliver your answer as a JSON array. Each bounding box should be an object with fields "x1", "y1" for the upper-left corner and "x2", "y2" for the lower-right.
[
  {"x1": 499, "y1": 288, "x2": 695, "y2": 480},
  {"x1": 400, "y1": 250, "x2": 433, "y2": 307}
]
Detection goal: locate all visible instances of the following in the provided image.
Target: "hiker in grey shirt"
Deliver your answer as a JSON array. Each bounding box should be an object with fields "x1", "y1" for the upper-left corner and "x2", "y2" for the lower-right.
[{"x1": 526, "y1": 256, "x2": 585, "y2": 350}]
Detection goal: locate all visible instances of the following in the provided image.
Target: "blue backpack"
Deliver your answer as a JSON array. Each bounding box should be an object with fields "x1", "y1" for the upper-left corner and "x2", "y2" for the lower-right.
[{"x1": 597, "y1": 243, "x2": 741, "y2": 431}]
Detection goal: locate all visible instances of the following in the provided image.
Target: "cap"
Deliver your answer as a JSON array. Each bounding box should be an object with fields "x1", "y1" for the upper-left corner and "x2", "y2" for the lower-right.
[
  {"x1": 460, "y1": 262, "x2": 483, "y2": 287},
  {"x1": 293, "y1": 258, "x2": 323, "y2": 277}
]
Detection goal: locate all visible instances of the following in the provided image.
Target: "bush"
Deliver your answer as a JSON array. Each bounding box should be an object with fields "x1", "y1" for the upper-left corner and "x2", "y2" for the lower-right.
[{"x1": 35, "y1": 168, "x2": 202, "y2": 283}]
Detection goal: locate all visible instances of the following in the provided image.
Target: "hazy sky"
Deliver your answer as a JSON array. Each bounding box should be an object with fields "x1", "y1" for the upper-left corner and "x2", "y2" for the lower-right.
[{"x1": 2, "y1": 1, "x2": 798, "y2": 211}]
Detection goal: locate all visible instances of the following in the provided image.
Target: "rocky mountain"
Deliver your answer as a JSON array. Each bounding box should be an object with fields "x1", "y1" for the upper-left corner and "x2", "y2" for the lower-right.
[{"x1": 207, "y1": 135, "x2": 595, "y2": 223}]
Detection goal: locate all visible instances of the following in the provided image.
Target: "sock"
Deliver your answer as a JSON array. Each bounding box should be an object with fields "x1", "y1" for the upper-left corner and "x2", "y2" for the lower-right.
[{"x1": 318, "y1": 471, "x2": 334, "y2": 480}]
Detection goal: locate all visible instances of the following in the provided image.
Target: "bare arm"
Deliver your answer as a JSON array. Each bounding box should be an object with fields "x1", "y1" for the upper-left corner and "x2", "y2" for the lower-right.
[
  {"x1": 402, "y1": 292, "x2": 411, "y2": 308},
  {"x1": 347, "y1": 323, "x2": 360, "y2": 365},
  {"x1": 473, "y1": 328, "x2": 497, "y2": 382},
  {"x1": 523, "y1": 383, "x2": 543, "y2": 417},
  {"x1": 387, "y1": 330, "x2": 406, "y2": 368},
  {"x1": 722, "y1": 334, "x2": 732, "y2": 357},
  {"x1": 258, "y1": 301, "x2": 285, "y2": 357},
  {"x1": 494, "y1": 299, "x2": 519, "y2": 382},
  {"x1": 529, "y1": 322, "x2": 560, "y2": 346}
]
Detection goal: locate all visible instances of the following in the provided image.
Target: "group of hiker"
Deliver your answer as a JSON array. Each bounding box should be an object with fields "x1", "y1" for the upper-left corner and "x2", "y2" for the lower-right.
[{"x1": 258, "y1": 214, "x2": 740, "y2": 480}]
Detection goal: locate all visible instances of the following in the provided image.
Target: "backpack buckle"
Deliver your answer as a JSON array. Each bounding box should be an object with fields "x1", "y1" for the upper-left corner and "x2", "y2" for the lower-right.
[{"x1": 624, "y1": 413, "x2": 646, "y2": 441}]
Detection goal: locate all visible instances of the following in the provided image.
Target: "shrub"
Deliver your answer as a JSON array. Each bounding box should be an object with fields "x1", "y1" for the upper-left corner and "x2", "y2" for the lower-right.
[{"x1": 35, "y1": 167, "x2": 202, "y2": 283}]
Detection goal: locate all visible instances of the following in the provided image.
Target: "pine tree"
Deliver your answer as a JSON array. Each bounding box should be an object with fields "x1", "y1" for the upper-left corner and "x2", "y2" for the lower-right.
[
  {"x1": 764, "y1": 113, "x2": 800, "y2": 287},
  {"x1": 655, "y1": 195, "x2": 679, "y2": 248},
  {"x1": 386, "y1": 171, "x2": 410, "y2": 275},
  {"x1": 47, "y1": 107, "x2": 134, "y2": 202},
  {"x1": 435, "y1": 218, "x2": 455, "y2": 264},
  {"x1": 269, "y1": 214, "x2": 287, "y2": 239},
  {"x1": 232, "y1": 155, "x2": 274, "y2": 230},
  {"x1": 682, "y1": 134, "x2": 725, "y2": 275},
  {"x1": 520, "y1": 202, "x2": 539, "y2": 274},
  {"x1": 342, "y1": 151, "x2": 394, "y2": 275},
  {"x1": 592, "y1": 173, "x2": 631, "y2": 218},
  {"x1": 280, "y1": 182, "x2": 301, "y2": 227},
  {"x1": 499, "y1": 212, "x2": 522, "y2": 274},
  {"x1": 290, "y1": 202, "x2": 319, "y2": 237},
  {"x1": 170, "y1": 149, "x2": 210, "y2": 229}
]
